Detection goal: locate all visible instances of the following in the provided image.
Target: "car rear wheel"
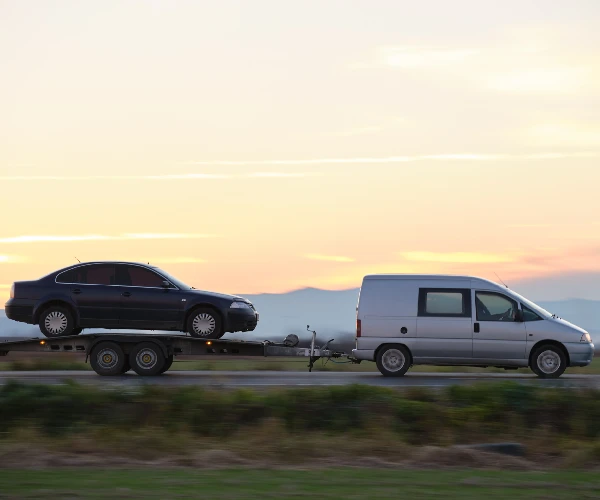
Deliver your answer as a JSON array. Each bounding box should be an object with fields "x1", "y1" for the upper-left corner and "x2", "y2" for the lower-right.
[
  {"x1": 530, "y1": 344, "x2": 567, "y2": 378},
  {"x1": 90, "y1": 342, "x2": 126, "y2": 376},
  {"x1": 187, "y1": 308, "x2": 223, "y2": 339},
  {"x1": 376, "y1": 345, "x2": 411, "y2": 377},
  {"x1": 130, "y1": 342, "x2": 166, "y2": 376},
  {"x1": 39, "y1": 306, "x2": 75, "y2": 338}
]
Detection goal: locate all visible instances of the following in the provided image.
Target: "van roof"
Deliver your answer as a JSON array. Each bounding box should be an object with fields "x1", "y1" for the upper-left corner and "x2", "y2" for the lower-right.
[{"x1": 363, "y1": 274, "x2": 501, "y2": 286}]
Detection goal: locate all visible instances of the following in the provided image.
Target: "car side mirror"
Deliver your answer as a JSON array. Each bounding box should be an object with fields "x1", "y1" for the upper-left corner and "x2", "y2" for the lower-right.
[
  {"x1": 515, "y1": 309, "x2": 524, "y2": 322},
  {"x1": 161, "y1": 280, "x2": 171, "y2": 289}
]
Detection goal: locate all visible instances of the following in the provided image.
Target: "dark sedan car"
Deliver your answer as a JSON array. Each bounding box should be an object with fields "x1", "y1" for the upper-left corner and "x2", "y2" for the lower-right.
[{"x1": 4, "y1": 262, "x2": 258, "y2": 339}]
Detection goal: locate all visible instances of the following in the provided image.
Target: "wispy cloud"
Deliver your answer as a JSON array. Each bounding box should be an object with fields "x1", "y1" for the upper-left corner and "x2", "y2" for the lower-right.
[
  {"x1": 487, "y1": 67, "x2": 590, "y2": 94},
  {"x1": 351, "y1": 46, "x2": 480, "y2": 70},
  {"x1": 0, "y1": 234, "x2": 217, "y2": 244},
  {"x1": 400, "y1": 251, "x2": 515, "y2": 264},
  {"x1": 145, "y1": 257, "x2": 206, "y2": 264},
  {"x1": 183, "y1": 152, "x2": 599, "y2": 166},
  {"x1": 0, "y1": 173, "x2": 318, "y2": 181},
  {"x1": 305, "y1": 254, "x2": 355, "y2": 263},
  {"x1": 0, "y1": 255, "x2": 26, "y2": 263}
]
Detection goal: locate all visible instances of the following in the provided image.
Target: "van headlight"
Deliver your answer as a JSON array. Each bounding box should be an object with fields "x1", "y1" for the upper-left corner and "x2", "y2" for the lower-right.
[
  {"x1": 230, "y1": 301, "x2": 252, "y2": 310},
  {"x1": 581, "y1": 333, "x2": 592, "y2": 343}
]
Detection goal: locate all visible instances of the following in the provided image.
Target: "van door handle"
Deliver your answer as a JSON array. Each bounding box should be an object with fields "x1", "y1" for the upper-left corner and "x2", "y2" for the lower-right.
[
  {"x1": 122, "y1": 291, "x2": 131, "y2": 297},
  {"x1": 72, "y1": 289, "x2": 82, "y2": 295},
  {"x1": 474, "y1": 322, "x2": 480, "y2": 333}
]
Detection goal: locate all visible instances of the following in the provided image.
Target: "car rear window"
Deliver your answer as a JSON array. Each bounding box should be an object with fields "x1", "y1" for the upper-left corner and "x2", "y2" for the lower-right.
[{"x1": 56, "y1": 265, "x2": 115, "y2": 285}]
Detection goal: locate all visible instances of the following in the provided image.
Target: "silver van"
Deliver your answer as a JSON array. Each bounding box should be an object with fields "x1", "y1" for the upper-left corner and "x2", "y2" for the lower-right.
[{"x1": 353, "y1": 274, "x2": 594, "y2": 378}]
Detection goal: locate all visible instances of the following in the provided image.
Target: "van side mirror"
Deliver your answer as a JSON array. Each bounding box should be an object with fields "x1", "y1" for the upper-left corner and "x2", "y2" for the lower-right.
[{"x1": 515, "y1": 309, "x2": 524, "y2": 322}]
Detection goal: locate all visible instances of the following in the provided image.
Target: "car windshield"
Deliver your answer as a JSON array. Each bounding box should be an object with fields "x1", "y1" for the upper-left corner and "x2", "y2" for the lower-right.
[
  {"x1": 151, "y1": 267, "x2": 192, "y2": 290},
  {"x1": 507, "y1": 289, "x2": 552, "y2": 319}
]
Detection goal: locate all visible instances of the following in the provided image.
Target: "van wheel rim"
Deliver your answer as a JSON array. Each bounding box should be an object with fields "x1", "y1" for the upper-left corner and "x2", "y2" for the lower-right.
[
  {"x1": 45, "y1": 311, "x2": 68, "y2": 335},
  {"x1": 538, "y1": 350, "x2": 560, "y2": 374},
  {"x1": 192, "y1": 313, "x2": 216, "y2": 336},
  {"x1": 136, "y1": 349, "x2": 158, "y2": 370},
  {"x1": 382, "y1": 349, "x2": 405, "y2": 372},
  {"x1": 97, "y1": 349, "x2": 119, "y2": 369}
]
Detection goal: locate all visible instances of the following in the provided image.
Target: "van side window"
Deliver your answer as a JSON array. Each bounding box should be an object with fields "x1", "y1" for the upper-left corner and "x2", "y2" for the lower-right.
[
  {"x1": 522, "y1": 305, "x2": 543, "y2": 322},
  {"x1": 418, "y1": 289, "x2": 471, "y2": 317},
  {"x1": 475, "y1": 292, "x2": 518, "y2": 322}
]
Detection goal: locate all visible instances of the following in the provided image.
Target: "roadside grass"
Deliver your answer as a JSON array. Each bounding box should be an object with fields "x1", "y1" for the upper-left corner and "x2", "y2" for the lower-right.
[
  {"x1": 0, "y1": 356, "x2": 598, "y2": 374},
  {"x1": 2, "y1": 469, "x2": 600, "y2": 499}
]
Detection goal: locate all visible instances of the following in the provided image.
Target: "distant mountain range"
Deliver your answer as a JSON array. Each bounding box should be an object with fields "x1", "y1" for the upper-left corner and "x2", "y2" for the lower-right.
[{"x1": 1, "y1": 287, "x2": 599, "y2": 348}]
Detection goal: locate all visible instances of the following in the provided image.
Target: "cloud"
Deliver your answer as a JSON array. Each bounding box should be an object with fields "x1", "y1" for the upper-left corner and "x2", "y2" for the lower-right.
[
  {"x1": 381, "y1": 47, "x2": 480, "y2": 69},
  {"x1": 0, "y1": 173, "x2": 318, "y2": 181},
  {"x1": 527, "y1": 123, "x2": 600, "y2": 148},
  {"x1": 305, "y1": 254, "x2": 355, "y2": 263},
  {"x1": 145, "y1": 257, "x2": 206, "y2": 264},
  {"x1": 0, "y1": 234, "x2": 217, "y2": 244},
  {"x1": 486, "y1": 67, "x2": 590, "y2": 94},
  {"x1": 0, "y1": 255, "x2": 26, "y2": 263},
  {"x1": 400, "y1": 251, "x2": 515, "y2": 264},
  {"x1": 183, "y1": 152, "x2": 600, "y2": 166}
]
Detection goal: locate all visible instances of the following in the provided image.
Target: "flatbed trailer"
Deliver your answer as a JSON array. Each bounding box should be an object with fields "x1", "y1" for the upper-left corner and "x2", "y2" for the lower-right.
[{"x1": 0, "y1": 329, "x2": 350, "y2": 376}]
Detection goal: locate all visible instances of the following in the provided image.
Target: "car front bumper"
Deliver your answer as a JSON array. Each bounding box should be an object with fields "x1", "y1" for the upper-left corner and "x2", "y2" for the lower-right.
[{"x1": 226, "y1": 308, "x2": 259, "y2": 332}]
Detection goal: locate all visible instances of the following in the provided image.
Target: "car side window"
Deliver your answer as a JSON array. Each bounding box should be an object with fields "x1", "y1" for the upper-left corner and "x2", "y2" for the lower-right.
[
  {"x1": 418, "y1": 288, "x2": 471, "y2": 317},
  {"x1": 522, "y1": 305, "x2": 543, "y2": 322},
  {"x1": 120, "y1": 266, "x2": 166, "y2": 288},
  {"x1": 85, "y1": 265, "x2": 116, "y2": 285},
  {"x1": 475, "y1": 292, "x2": 518, "y2": 322},
  {"x1": 56, "y1": 268, "x2": 85, "y2": 284}
]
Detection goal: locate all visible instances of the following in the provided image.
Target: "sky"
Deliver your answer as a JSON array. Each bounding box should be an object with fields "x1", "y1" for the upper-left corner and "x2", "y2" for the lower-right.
[{"x1": 1, "y1": 0, "x2": 600, "y2": 301}]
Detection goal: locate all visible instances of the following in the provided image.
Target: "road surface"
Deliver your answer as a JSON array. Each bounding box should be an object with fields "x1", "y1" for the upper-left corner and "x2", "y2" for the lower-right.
[{"x1": 1, "y1": 370, "x2": 599, "y2": 388}]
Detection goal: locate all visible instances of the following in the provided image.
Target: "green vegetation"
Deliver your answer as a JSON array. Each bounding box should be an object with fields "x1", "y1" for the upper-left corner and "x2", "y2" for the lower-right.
[
  {"x1": 1, "y1": 469, "x2": 600, "y2": 499},
  {"x1": 1, "y1": 381, "x2": 600, "y2": 468}
]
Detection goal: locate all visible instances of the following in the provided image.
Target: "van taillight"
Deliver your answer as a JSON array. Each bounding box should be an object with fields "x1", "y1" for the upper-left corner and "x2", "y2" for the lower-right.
[{"x1": 356, "y1": 319, "x2": 361, "y2": 337}]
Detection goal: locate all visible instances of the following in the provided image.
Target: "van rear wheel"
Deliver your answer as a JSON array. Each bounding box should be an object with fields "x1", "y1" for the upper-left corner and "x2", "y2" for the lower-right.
[{"x1": 376, "y1": 345, "x2": 411, "y2": 377}]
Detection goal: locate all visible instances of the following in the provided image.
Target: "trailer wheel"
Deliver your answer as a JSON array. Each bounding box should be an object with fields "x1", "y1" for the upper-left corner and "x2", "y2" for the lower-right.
[
  {"x1": 90, "y1": 342, "x2": 126, "y2": 376},
  {"x1": 376, "y1": 345, "x2": 411, "y2": 377},
  {"x1": 158, "y1": 355, "x2": 174, "y2": 375},
  {"x1": 130, "y1": 342, "x2": 166, "y2": 376}
]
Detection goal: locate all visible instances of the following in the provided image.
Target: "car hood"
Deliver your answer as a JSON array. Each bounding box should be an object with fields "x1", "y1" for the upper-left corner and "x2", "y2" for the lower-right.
[{"x1": 187, "y1": 289, "x2": 249, "y2": 302}]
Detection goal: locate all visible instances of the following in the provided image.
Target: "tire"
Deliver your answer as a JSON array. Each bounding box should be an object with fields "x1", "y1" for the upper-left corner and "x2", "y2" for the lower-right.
[
  {"x1": 129, "y1": 342, "x2": 166, "y2": 376},
  {"x1": 530, "y1": 344, "x2": 567, "y2": 378},
  {"x1": 376, "y1": 344, "x2": 411, "y2": 377},
  {"x1": 158, "y1": 355, "x2": 174, "y2": 375},
  {"x1": 187, "y1": 307, "x2": 223, "y2": 339},
  {"x1": 39, "y1": 306, "x2": 75, "y2": 338},
  {"x1": 90, "y1": 341, "x2": 126, "y2": 376}
]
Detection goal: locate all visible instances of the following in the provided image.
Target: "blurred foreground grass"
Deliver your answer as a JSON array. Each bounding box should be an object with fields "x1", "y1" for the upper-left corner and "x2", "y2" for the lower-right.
[
  {"x1": 1, "y1": 469, "x2": 600, "y2": 499},
  {"x1": 0, "y1": 355, "x2": 599, "y2": 374}
]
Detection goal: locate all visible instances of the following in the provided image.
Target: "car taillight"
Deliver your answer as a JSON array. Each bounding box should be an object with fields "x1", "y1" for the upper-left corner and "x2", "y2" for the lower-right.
[
  {"x1": 10, "y1": 284, "x2": 15, "y2": 299},
  {"x1": 356, "y1": 318, "x2": 361, "y2": 337}
]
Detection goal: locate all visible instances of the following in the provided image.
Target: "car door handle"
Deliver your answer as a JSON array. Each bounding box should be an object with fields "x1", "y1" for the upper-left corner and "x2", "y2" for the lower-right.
[
  {"x1": 122, "y1": 291, "x2": 131, "y2": 297},
  {"x1": 474, "y1": 322, "x2": 480, "y2": 333},
  {"x1": 72, "y1": 289, "x2": 82, "y2": 295}
]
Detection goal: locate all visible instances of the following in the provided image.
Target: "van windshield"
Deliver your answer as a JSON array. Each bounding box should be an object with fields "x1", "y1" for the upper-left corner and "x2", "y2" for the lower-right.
[{"x1": 507, "y1": 289, "x2": 552, "y2": 319}]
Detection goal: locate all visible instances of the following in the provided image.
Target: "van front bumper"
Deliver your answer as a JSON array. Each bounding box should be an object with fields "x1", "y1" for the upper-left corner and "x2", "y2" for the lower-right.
[{"x1": 567, "y1": 342, "x2": 595, "y2": 367}]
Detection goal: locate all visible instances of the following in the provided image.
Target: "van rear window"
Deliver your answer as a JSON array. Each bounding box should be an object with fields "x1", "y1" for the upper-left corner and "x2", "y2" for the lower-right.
[{"x1": 418, "y1": 288, "x2": 471, "y2": 318}]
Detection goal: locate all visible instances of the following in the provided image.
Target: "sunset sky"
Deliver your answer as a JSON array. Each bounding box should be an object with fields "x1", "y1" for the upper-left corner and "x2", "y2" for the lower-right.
[{"x1": 1, "y1": 0, "x2": 600, "y2": 301}]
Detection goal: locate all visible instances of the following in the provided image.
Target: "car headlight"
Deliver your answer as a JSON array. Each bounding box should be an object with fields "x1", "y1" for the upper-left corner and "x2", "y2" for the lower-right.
[
  {"x1": 581, "y1": 333, "x2": 592, "y2": 343},
  {"x1": 230, "y1": 301, "x2": 252, "y2": 309}
]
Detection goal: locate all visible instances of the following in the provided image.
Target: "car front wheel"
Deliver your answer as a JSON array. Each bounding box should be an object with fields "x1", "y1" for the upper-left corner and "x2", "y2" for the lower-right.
[{"x1": 187, "y1": 308, "x2": 223, "y2": 339}]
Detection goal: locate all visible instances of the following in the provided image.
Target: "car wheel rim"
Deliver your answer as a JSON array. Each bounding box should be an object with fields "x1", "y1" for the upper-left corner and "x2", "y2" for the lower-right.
[
  {"x1": 538, "y1": 350, "x2": 561, "y2": 374},
  {"x1": 136, "y1": 349, "x2": 158, "y2": 370},
  {"x1": 45, "y1": 311, "x2": 68, "y2": 335},
  {"x1": 382, "y1": 349, "x2": 405, "y2": 372},
  {"x1": 192, "y1": 313, "x2": 216, "y2": 336},
  {"x1": 97, "y1": 348, "x2": 119, "y2": 370}
]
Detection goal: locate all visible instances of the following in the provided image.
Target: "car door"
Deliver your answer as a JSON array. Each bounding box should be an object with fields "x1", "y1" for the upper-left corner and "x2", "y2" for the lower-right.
[
  {"x1": 472, "y1": 291, "x2": 527, "y2": 360},
  {"x1": 115, "y1": 264, "x2": 184, "y2": 329},
  {"x1": 61, "y1": 264, "x2": 121, "y2": 328},
  {"x1": 415, "y1": 288, "x2": 473, "y2": 360}
]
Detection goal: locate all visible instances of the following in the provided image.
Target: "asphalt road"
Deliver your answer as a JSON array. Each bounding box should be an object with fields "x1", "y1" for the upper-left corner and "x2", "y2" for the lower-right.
[{"x1": 1, "y1": 370, "x2": 599, "y2": 388}]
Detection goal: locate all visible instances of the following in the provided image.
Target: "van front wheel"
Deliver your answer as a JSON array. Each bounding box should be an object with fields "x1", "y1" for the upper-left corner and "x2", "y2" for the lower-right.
[
  {"x1": 530, "y1": 344, "x2": 567, "y2": 378},
  {"x1": 376, "y1": 345, "x2": 411, "y2": 377}
]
